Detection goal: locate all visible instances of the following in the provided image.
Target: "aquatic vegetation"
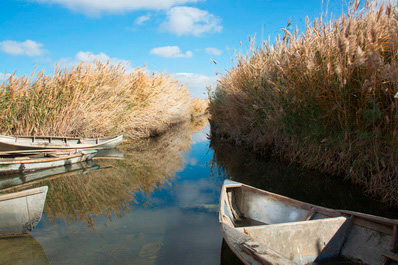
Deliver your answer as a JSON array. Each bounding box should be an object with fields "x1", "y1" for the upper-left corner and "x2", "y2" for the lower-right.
[
  {"x1": 0, "y1": 61, "x2": 207, "y2": 139},
  {"x1": 209, "y1": 1, "x2": 398, "y2": 205}
]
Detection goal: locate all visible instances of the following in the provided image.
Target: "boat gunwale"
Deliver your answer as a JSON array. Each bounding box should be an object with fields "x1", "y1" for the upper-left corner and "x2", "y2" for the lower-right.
[
  {"x1": 0, "y1": 186, "x2": 48, "y2": 202},
  {"x1": 0, "y1": 135, "x2": 123, "y2": 150},
  {"x1": 0, "y1": 163, "x2": 99, "y2": 193},
  {"x1": 0, "y1": 135, "x2": 121, "y2": 141},
  {"x1": 0, "y1": 150, "x2": 97, "y2": 165},
  {"x1": 220, "y1": 180, "x2": 398, "y2": 230}
]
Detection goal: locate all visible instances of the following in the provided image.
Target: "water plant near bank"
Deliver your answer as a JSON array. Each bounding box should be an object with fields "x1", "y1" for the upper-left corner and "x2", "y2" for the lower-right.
[
  {"x1": 0, "y1": 62, "x2": 207, "y2": 139},
  {"x1": 209, "y1": 1, "x2": 398, "y2": 205}
]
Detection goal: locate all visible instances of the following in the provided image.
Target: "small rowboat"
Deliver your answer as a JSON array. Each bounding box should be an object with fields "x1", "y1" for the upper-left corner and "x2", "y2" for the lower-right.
[
  {"x1": 219, "y1": 180, "x2": 398, "y2": 265},
  {"x1": 0, "y1": 160, "x2": 99, "y2": 191},
  {"x1": 0, "y1": 150, "x2": 97, "y2": 175},
  {"x1": 0, "y1": 186, "x2": 48, "y2": 236},
  {"x1": 0, "y1": 135, "x2": 123, "y2": 151}
]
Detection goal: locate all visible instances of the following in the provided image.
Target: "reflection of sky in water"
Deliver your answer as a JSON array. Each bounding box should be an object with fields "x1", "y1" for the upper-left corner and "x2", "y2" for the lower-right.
[
  {"x1": 28, "y1": 125, "x2": 224, "y2": 265},
  {"x1": 190, "y1": 125, "x2": 209, "y2": 144}
]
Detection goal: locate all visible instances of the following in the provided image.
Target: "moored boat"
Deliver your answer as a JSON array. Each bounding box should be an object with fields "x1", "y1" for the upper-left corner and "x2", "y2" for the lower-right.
[
  {"x1": 0, "y1": 135, "x2": 123, "y2": 151},
  {"x1": 0, "y1": 160, "x2": 99, "y2": 191},
  {"x1": 0, "y1": 150, "x2": 97, "y2": 175},
  {"x1": 219, "y1": 180, "x2": 398, "y2": 265},
  {"x1": 0, "y1": 186, "x2": 48, "y2": 236}
]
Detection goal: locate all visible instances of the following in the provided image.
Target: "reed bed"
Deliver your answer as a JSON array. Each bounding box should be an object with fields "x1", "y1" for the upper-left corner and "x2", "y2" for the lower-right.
[
  {"x1": 209, "y1": 1, "x2": 398, "y2": 205},
  {"x1": 0, "y1": 61, "x2": 206, "y2": 139}
]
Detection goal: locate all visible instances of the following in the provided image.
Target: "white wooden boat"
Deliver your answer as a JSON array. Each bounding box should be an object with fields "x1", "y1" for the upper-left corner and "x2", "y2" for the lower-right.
[
  {"x1": 0, "y1": 186, "x2": 48, "y2": 236},
  {"x1": 0, "y1": 160, "x2": 99, "y2": 190},
  {"x1": 219, "y1": 180, "x2": 398, "y2": 265},
  {"x1": 0, "y1": 135, "x2": 123, "y2": 151},
  {"x1": 0, "y1": 150, "x2": 97, "y2": 175}
]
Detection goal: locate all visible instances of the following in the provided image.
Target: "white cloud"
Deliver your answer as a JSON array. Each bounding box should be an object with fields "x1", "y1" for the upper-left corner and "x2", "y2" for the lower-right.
[
  {"x1": 57, "y1": 51, "x2": 133, "y2": 71},
  {"x1": 174, "y1": 73, "x2": 217, "y2": 98},
  {"x1": 161, "y1": 6, "x2": 222, "y2": 36},
  {"x1": 0, "y1": 40, "x2": 45, "y2": 56},
  {"x1": 150, "y1": 46, "x2": 192, "y2": 58},
  {"x1": 135, "y1": 14, "x2": 151, "y2": 25},
  {"x1": 0, "y1": 73, "x2": 11, "y2": 82},
  {"x1": 205, "y1": 47, "x2": 222, "y2": 56},
  {"x1": 31, "y1": 0, "x2": 200, "y2": 16}
]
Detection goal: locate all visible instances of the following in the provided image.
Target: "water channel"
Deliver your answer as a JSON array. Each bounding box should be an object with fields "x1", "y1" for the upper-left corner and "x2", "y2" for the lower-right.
[{"x1": 1, "y1": 117, "x2": 397, "y2": 265}]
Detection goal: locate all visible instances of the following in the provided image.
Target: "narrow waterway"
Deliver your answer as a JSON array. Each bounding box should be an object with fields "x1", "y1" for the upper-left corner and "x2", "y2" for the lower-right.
[{"x1": 1, "y1": 119, "x2": 397, "y2": 265}]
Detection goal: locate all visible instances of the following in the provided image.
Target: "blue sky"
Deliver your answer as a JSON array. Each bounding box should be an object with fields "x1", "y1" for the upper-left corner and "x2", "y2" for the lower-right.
[{"x1": 0, "y1": 0, "x2": 345, "y2": 98}]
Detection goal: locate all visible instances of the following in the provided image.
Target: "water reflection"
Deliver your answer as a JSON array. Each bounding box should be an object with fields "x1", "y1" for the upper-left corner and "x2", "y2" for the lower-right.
[
  {"x1": 1, "y1": 116, "x2": 225, "y2": 265},
  {"x1": 0, "y1": 236, "x2": 50, "y2": 265},
  {"x1": 2, "y1": 116, "x2": 396, "y2": 265},
  {"x1": 0, "y1": 161, "x2": 99, "y2": 191},
  {"x1": 210, "y1": 139, "x2": 398, "y2": 219},
  {"x1": 3, "y1": 116, "x2": 210, "y2": 229}
]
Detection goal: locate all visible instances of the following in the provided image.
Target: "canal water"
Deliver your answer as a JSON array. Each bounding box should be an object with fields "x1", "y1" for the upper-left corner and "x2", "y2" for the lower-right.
[{"x1": 1, "y1": 117, "x2": 397, "y2": 265}]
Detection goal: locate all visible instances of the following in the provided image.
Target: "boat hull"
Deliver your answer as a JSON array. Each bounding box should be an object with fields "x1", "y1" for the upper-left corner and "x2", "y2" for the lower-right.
[
  {"x1": 0, "y1": 150, "x2": 97, "y2": 175},
  {"x1": 0, "y1": 160, "x2": 99, "y2": 190},
  {"x1": 219, "y1": 180, "x2": 398, "y2": 265},
  {"x1": 0, "y1": 135, "x2": 123, "y2": 151},
  {"x1": 0, "y1": 186, "x2": 48, "y2": 236}
]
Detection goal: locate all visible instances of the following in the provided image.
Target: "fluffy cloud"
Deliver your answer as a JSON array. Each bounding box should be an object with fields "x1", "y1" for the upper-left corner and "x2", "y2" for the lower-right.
[
  {"x1": 161, "y1": 6, "x2": 222, "y2": 36},
  {"x1": 0, "y1": 40, "x2": 45, "y2": 56},
  {"x1": 31, "y1": 0, "x2": 200, "y2": 16},
  {"x1": 174, "y1": 73, "x2": 217, "y2": 98},
  {"x1": 205, "y1": 47, "x2": 222, "y2": 55},
  {"x1": 135, "y1": 14, "x2": 151, "y2": 25},
  {"x1": 150, "y1": 46, "x2": 192, "y2": 58},
  {"x1": 57, "y1": 51, "x2": 133, "y2": 71}
]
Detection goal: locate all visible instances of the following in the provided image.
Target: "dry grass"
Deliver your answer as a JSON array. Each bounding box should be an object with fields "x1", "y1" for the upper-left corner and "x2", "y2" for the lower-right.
[
  {"x1": 0, "y1": 61, "x2": 206, "y2": 139},
  {"x1": 190, "y1": 98, "x2": 209, "y2": 119},
  {"x1": 210, "y1": 1, "x2": 398, "y2": 205}
]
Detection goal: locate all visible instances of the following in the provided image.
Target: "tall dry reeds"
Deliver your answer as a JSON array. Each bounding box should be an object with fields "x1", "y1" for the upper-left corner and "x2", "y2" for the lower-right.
[
  {"x1": 210, "y1": 1, "x2": 398, "y2": 205},
  {"x1": 0, "y1": 61, "x2": 206, "y2": 139}
]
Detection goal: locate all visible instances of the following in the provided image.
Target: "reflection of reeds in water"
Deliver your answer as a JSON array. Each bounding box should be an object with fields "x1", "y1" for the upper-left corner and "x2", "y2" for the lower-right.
[
  {"x1": 0, "y1": 236, "x2": 49, "y2": 265},
  {"x1": 211, "y1": 139, "x2": 398, "y2": 218},
  {"x1": 3, "y1": 116, "x2": 209, "y2": 229}
]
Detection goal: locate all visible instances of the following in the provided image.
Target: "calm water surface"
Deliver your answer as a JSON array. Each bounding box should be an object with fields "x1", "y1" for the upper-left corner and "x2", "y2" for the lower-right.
[{"x1": 1, "y1": 118, "x2": 397, "y2": 265}]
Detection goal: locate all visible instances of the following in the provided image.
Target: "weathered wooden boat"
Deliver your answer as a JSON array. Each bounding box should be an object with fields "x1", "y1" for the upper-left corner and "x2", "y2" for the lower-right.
[
  {"x1": 0, "y1": 160, "x2": 99, "y2": 190},
  {"x1": 0, "y1": 135, "x2": 123, "y2": 151},
  {"x1": 0, "y1": 186, "x2": 48, "y2": 236},
  {"x1": 219, "y1": 180, "x2": 398, "y2": 265},
  {"x1": 0, "y1": 150, "x2": 97, "y2": 175}
]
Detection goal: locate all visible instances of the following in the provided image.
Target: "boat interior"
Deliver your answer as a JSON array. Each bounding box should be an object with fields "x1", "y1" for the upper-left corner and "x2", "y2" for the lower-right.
[
  {"x1": 221, "y1": 184, "x2": 398, "y2": 265},
  {"x1": 1, "y1": 135, "x2": 118, "y2": 145}
]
